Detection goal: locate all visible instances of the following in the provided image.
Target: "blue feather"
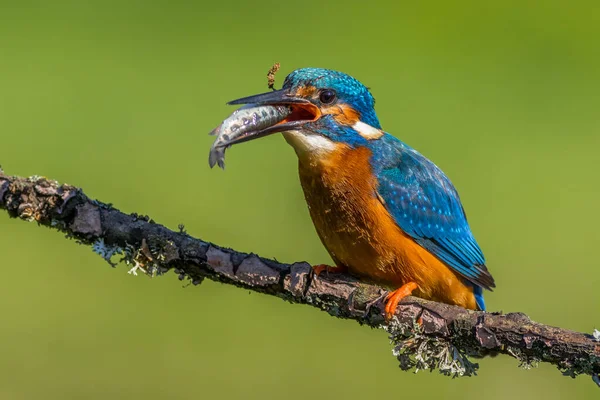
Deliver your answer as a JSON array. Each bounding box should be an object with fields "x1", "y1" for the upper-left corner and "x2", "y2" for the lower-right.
[
  {"x1": 371, "y1": 134, "x2": 495, "y2": 291},
  {"x1": 473, "y1": 285, "x2": 486, "y2": 311}
]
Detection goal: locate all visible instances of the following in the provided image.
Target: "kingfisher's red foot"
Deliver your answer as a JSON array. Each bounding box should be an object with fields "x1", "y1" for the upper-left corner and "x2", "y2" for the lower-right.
[
  {"x1": 312, "y1": 264, "x2": 346, "y2": 277},
  {"x1": 385, "y1": 282, "x2": 419, "y2": 320}
]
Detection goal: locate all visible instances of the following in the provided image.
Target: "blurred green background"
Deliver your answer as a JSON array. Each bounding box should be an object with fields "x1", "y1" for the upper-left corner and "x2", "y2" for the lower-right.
[{"x1": 1, "y1": 1, "x2": 599, "y2": 399}]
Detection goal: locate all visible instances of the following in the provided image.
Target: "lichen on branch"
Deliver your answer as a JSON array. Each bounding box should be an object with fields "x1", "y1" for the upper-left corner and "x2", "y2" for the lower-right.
[{"x1": 0, "y1": 170, "x2": 599, "y2": 387}]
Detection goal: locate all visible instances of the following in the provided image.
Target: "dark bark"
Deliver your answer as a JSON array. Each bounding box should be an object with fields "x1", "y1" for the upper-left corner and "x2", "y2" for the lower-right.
[{"x1": 1, "y1": 170, "x2": 599, "y2": 386}]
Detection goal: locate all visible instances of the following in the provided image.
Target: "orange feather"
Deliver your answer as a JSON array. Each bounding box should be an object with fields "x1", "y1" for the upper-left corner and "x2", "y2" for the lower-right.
[
  {"x1": 328, "y1": 104, "x2": 361, "y2": 125},
  {"x1": 296, "y1": 144, "x2": 478, "y2": 310},
  {"x1": 294, "y1": 85, "x2": 318, "y2": 98}
]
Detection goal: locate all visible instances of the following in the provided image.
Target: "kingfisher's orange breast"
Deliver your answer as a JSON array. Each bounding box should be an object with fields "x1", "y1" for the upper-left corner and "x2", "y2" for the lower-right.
[{"x1": 296, "y1": 144, "x2": 478, "y2": 309}]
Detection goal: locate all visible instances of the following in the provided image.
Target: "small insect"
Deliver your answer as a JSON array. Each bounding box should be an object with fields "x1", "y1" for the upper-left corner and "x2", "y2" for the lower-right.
[
  {"x1": 208, "y1": 104, "x2": 291, "y2": 169},
  {"x1": 267, "y1": 62, "x2": 280, "y2": 91}
]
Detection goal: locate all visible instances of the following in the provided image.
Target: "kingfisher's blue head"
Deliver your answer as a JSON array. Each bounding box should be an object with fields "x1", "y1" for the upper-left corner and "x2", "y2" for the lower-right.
[
  {"x1": 226, "y1": 68, "x2": 385, "y2": 159},
  {"x1": 281, "y1": 68, "x2": 381, "y2": 129}
]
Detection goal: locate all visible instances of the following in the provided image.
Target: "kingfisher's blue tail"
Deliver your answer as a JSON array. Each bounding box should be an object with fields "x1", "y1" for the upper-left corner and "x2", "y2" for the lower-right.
[{"x1": 473, "y1": 285, "x2": 486, "y2": 311}]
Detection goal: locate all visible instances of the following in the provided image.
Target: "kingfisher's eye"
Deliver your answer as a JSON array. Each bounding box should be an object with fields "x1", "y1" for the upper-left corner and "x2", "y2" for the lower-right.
[{"x1": 319, "y1": 89, "x2": 336, "y2": 104}]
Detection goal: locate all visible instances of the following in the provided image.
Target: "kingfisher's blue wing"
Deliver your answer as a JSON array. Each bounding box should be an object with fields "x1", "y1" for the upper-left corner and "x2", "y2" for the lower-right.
[{"x1": 374, "y1": 135, "x2": 495, "y2": 291}]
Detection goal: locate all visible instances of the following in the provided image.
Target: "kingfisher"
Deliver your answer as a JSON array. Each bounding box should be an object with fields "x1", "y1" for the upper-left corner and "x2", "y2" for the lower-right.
[{"x1": 219, "y1": 68, "x2": 495, "y2": 318}]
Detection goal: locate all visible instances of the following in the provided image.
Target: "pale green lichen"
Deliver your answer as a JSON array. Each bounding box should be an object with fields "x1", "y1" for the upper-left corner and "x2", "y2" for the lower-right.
[
  {"x1": 27, "y1": 175, "x2": 43, "y2": 182},
  {"x1": 120, "y1": 241, "x2": 170, "y2": 278},
  {"x1": 385, "y1": 317, "x2": 479, "y2": 378},
  {"x1": 506, "y1": 346, "x2": 540, "y2": 370},
  {"x1": 20, "y1": 212, "x2": 35, "y2": 222},
  {"x1": 126, "y1": 259, "x2": 147, "y2": 276}
]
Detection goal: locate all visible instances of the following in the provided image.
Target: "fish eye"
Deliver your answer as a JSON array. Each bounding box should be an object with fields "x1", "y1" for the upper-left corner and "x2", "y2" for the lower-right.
[{"x1": 319, "y1": 89, "x2": 337, "y2": 104}]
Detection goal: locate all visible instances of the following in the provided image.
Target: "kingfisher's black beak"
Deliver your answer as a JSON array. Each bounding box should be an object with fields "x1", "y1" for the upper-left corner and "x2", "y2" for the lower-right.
[
  {"x1": 219, "y1": 89, "x2": 321, "y2": 146},
  {"x1": 227, "y1": 88, "x2": 310, "y2": 106},
  {"x1": 209, "y1": 88, "x2": 322, "y2": 169}
]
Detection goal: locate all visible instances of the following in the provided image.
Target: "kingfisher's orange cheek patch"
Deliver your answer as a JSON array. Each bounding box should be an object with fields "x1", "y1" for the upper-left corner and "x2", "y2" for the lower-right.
[
  {"x1": 326, "y1": 104, "x2": 361, "y2": 125},
  {"x1": 322, "y1": 103, "x2": 383, "y2": 139},
  {"x1": 294, "y1": 85, "x2": 318, "y2": 98}
]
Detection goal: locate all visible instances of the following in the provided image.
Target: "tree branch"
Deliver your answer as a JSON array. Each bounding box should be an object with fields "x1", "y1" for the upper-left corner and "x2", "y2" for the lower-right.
[{"x1": 1, "y1": 169, "x2": 598, "y2": 387}]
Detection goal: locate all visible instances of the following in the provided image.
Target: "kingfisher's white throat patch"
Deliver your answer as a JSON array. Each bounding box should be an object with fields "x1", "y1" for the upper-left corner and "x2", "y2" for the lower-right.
[
  {"x1": 353, "y1": 121, "x2": 383, "y2": 139},
  {"x1": 283, "y1": 130, "x2": 337, "y2": 158}
]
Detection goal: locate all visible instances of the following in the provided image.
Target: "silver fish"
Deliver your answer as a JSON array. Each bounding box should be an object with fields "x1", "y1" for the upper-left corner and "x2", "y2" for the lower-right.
[{"x1": 208, "y1": 104, "x2": 292, "y2": 169}]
